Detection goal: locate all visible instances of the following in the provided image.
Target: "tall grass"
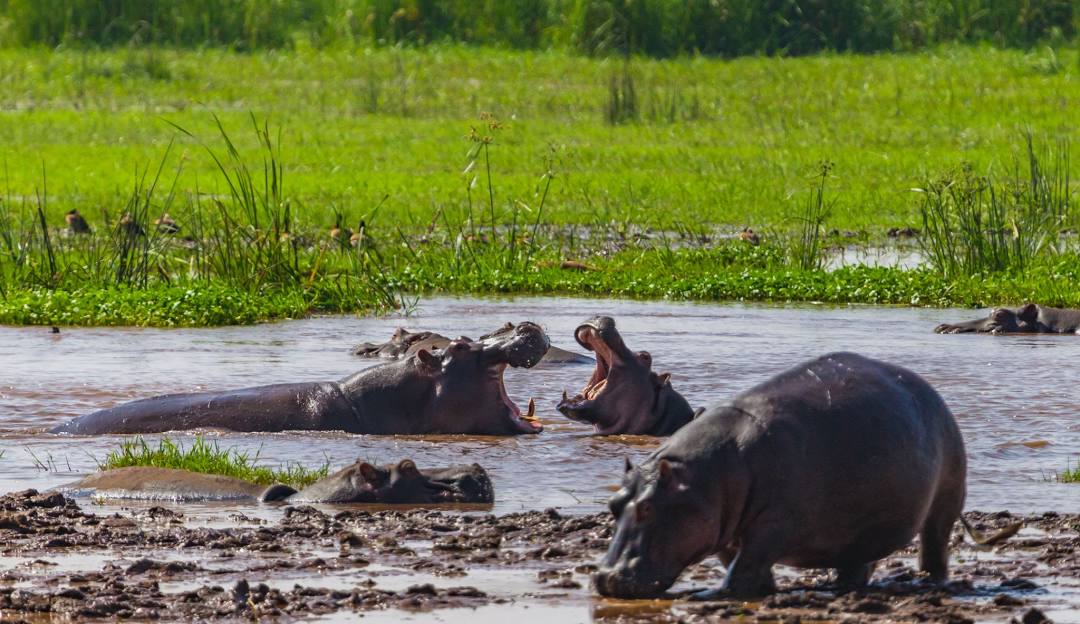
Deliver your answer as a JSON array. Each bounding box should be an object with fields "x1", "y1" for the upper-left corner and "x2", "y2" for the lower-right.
[
  {"x1": 789, "y1": 162, "x2": 834, "y2": 271},
  {"x1": 0, "y1": 0, "x2": 1074, "y2": 56},
  {"x1": 0, "y1": 116, "x2": 407, "y2": 314},
  {"x1": 919, "y1": 134, "x2": 1072, "y2": 278},
  {"x1": 98, "y1": 436, "x2": 330, "y2": 487}
]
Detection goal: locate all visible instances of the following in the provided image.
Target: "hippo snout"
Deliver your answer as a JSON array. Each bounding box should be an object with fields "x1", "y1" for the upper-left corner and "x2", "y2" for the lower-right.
[
  {"x1": 592, "y1": 565, "x2": 669, "y2": 599},
  {"x1": 485, "y1": 321, "x2": 550, "y2": 368}
]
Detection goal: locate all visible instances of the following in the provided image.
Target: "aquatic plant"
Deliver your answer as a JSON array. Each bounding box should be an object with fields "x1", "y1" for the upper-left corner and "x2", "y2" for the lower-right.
[
  {"x1": 1059, "y1": 459, "x2": 1080, "y2": 483},
  {"x1": 918, "y1": 134, "x2": 1073, "y2": 278},
  {"x1": 98, "y1": 436, "x2": 330, "y2": 488}
]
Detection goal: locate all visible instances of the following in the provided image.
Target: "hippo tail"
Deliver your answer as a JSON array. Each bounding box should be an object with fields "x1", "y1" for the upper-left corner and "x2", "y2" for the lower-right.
[
  {"x1": 259, "y1": 484, "x2": 298, "y2": 502},
  {"x1": 959, "y1": 515, "x2": 1022, "y2": 546}
]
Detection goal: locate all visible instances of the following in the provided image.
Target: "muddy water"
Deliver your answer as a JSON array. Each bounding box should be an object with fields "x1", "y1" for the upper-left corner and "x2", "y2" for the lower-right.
[
  {"x1": 2, "y1": 296, "x2": 1080, "y2": 622},
  {"x1": 2, "y1": 296, "x2": 1078, "y2": 515}
]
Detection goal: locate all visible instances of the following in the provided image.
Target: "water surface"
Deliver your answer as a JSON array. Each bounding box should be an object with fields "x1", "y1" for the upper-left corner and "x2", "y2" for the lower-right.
[{"x1": 1, "y1": 296, "x2": 1078, "y2": 515}]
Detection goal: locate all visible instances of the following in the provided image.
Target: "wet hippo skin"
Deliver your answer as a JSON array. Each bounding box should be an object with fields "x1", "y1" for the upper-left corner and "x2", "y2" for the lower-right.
[
  {"x1": 557, "y1": 316, "x2": 694, "y2": 435},
  {"x1": 64, "y1": 460, "x2": 494, "y2": 504},
  {"x1": 593, "y1": 352, "x2": 1015, "y2": 599},
  {"x1": 353, "y1": 322, "x2": 593, "y2": 365},
  {"x1": 51, "y1": 322, "x2": 549, "y2": 435},
  {"x1": 935, "y1": 304, "x2": 1080, "y2": 334}
]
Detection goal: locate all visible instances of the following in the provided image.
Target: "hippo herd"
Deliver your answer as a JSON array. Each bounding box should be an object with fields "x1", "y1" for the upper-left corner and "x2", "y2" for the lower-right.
[{"x1": 48, "y1": 306, "x2": 1042, "y2": 600}]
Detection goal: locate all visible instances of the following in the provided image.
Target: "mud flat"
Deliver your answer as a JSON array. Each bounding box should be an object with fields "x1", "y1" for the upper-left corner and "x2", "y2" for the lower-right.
[{"x1": 0, "y1": 489, "x2": 1076, "y2": 622}]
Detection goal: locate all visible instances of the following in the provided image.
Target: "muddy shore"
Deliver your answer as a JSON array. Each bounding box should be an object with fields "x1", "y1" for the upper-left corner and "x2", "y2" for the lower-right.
[{"x1": 0, "y1": 489, "x2": 1076, "y2": 622}]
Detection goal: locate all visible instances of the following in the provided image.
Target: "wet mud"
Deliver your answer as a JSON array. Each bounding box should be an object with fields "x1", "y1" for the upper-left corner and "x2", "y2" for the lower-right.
[{"x1": 0, "y1": 490, "x2": 1077, "y2": 622}]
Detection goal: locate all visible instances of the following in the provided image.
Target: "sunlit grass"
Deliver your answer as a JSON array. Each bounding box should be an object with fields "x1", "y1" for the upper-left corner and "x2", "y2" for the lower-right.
[{"x1": 97, "y1": 436, "x2": 330, "y2": 488}]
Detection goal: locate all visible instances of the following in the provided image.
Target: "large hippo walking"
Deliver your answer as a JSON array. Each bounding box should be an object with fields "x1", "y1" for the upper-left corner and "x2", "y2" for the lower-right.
[
  {"x1": 593, "y1": 352, "x2": 996, "y2": 599},
  {"x1": 51, "y1": 322, "x2": 548, "y2": 435},
  {"x1": 557, "y1": 316, "x2": 694, "y2": 435},
  {"x1": 66, "y1": 460, "x2": 493, "y2": 505},
  {"x1": 353, "y1": 322, "x2": 593, "y2": 365},
  {"x1": 935, "y1": 304, "x2": 1080, "y2": 334}
]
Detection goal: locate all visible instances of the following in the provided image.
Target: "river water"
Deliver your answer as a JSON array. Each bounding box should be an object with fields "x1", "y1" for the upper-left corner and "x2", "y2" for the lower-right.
[
  {"x1": 2, "y1": 296, "x2": 1080, "y2": 622},
  {"x1": 1, "y1": 296, "x2": 1078, "y2": 515}
]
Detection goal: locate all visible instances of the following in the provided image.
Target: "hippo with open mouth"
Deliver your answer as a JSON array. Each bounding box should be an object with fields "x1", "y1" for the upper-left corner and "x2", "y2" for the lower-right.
[
  {"x1": 64, "y1": 460, "x2": 493, "y2": 505},
  {"x1": 50, "y1": 322, "x2": 548, "y2": 435},
  {"x1": 935, "y1": 304, "x2": 1080, "y2": 334},
  {"x1": 353, "y1": 322, "x2": 593, "y2": 365},
  {"x1": 556, "y1": 316, "x2": 694, "y2": 435},
  {"x1": 593, "y1": 352, "x2": 1018, "y2": 599}
]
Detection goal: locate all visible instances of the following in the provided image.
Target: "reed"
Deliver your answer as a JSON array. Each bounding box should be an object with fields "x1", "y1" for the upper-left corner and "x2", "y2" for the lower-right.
[{"x1": 919, "y1": 134, "x2": 1072, "y2": 278}]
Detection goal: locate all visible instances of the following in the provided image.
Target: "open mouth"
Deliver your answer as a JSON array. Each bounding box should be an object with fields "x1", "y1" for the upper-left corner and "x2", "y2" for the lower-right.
[
  {"x1": 493, "y1": 363, "x2": 542, "y2": 433},
  {"x1": 557, "y1": 324, "x2": 611, "y2": 420}
]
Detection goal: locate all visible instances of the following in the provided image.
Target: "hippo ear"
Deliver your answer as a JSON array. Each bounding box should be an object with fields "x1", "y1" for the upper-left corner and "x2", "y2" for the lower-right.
[
  {"x1": 636, "y1": 351, "x2": 652, "y2": 369},
  {"x1": 415, "y1": 349, "x2": 439, "y2": 371},
  {"x1": 1018, "y1": 303, "x2": 1038, "y2": 322},
  {"x1": 657, "y1": 459, "x2": 688, "y2": 492},
  {"x1": 624, "y1": 457, "x2": 634, "y2": 473},
  {"x1": 358, "y1": 462, "x2": 381, "y2": 483},
  {"x1": 396, "y1": 459, "x2": 420, "y2": 478}
]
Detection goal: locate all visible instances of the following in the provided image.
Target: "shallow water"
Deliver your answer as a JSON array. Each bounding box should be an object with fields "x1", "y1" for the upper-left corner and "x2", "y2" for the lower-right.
[{"x1": 1, "y1": 296, "x2": 1079, "y2": 515}]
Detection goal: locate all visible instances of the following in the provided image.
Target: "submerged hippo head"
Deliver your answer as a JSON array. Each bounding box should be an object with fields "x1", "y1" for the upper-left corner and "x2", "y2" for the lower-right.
[
  {"x1": 262, "y1": 460, "x2": 494, "y2": 504},
  {"x1": 353, "y1": 328, "x2": 447, "y2": 358},
  {"x1": 593, "y1": 457, "x2": 732, "y2": 598},
  {"x1": 407, "y1": 321, "x2": 549, "y2": 434},
  {"x1": 934, "y1": 304, "x2": 1038, "y2": 334},
  {"x1": 557, "y1": 316, "x2": 693, "y2": 435}
]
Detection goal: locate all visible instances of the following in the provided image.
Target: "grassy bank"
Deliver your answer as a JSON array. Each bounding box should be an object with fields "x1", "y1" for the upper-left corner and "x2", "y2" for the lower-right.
[
  {"x1": 1, "y1": 45, "x2": 1078, "y2": 232},
  {"x1": 99, "y1": 437, "x2": 330, "y2": 488},
  {"x1": 2, "y1": 45, "x2": 1080, "y2": 325}
]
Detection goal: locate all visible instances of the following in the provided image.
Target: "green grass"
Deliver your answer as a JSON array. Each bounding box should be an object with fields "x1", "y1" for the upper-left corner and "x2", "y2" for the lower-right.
[
  {"x1": 98, "y1": 436, "x2": 331, "y2": 488},
  {"x1": 1058, "y1": 459, "x2": 1080, "y2": 482},
  {"x1": 1, "y1": 44, "x2": 1078, "y2": 233},
  {"x1": 3, "y1": 44, "x2": 1080, "y2": 326}
]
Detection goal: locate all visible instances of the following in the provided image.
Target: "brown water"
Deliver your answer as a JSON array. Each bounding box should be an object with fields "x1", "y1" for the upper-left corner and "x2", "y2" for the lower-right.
[
  {"x1": 1, "y1": 296, "x2": 1078, "y2": 515},
  {"x1": 2, "y1": 296, "x2": 1080, "y2": 622}
]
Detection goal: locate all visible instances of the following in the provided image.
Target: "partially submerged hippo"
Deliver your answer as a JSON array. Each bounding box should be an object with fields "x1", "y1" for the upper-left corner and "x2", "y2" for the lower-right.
[
  {"x1": 593, "y1": 352, "x2": 1017, "y2": 599},
  {"x1": 557, "y1": 316, "x2": 694, "y2": 435},
  {"x1": 936, "y1": 304, "x2": 1080, "y2": 334},
  {"x1": 64, "y1": 460, "x2": 493, "y2": 505},
  {"x1": 51, "y1": 322, "x2": 548, "y2": 435},
  {"x1": 353, "y1": 322, "x2": 593, "y2": 365}
]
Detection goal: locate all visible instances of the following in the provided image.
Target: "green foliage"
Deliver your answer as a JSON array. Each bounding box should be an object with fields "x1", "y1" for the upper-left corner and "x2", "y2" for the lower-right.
[
  {"x1": 1060, "y1": 460, "x2": 1080, "y2": 483},
  {"x1": 98, "y1": 436, "x2": 330, "y2": 488},
  {"x1": 0, "y1": 0, "x2": 1074, "y2": 56},
  {"x1": 919, "y1": 134, "x2": 1072, "y2": 277}
]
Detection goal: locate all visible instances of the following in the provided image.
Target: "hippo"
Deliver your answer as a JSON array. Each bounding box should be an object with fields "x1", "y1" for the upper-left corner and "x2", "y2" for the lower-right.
[
  {"x1": 935, "y1": 304, "x2": 1080, "y2": 334},
  {"x1": 64, "y1": 460, "x2": 493, "y2": 505},
  {"x1": 353, "y1": 322, "x2": 593, "y2": 365},
  {"x1": 593, "y1": 352, "x2": 1018, "y2": 599},
  {"x1": 50, "y1": 322, "x2": 548, "y2": 435},
  {"x1": 557, "y1": 316, "x2": 694, "y2": 435}
]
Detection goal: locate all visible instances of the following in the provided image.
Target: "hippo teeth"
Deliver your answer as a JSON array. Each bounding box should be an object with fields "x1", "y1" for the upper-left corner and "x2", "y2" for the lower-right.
[{"x1": 522, "y1": 398, "x2": 540, "y2": 424}]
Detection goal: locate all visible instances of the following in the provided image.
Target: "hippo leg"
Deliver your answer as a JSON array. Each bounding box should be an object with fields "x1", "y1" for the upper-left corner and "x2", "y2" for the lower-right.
[
  {"x1": 919, "y1": 485, "x2": 963, "y2": 582},
  {"x1": 835, "y1": 562, "x2": 875, "y2": 588},
  {"x1": 696, "y1": 531, "x2": 785, "y2": 600}
]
